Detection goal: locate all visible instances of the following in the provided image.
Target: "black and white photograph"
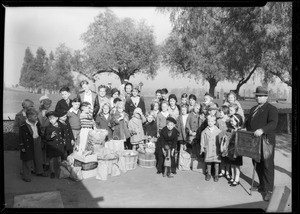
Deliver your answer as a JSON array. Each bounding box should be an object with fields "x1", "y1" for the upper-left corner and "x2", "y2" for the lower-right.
[{"x1": 2, "y1": 2, "x2": 294, "y2": 211}]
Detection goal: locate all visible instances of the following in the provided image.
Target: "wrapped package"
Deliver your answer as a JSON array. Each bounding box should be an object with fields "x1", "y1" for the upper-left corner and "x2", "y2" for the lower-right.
[
  {"x1": 96, "y1": 162, "x2": 108, "y2": 180},
  {"x1": 85, "y1": 129, "x2": 108, "y2": 152},
  {"x1": 111, "y1": 163, "x2": 121, "y2": 177},
  {"x1": 73, "y1": 153, "x2": 98, "y2": 179},
  {"x1": 178, "y1": 150, "x2": 191, "y2": 171},
  {"x1": 70, "y1": 166, "x2": 83, "y2": 181}
]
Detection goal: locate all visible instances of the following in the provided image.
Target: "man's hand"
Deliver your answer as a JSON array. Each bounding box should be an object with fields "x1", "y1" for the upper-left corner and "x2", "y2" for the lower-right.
[
  {"x1": 254, "y1": 129, "x2": 264, "y2": 137},
  {"x1": 21, "y1": 148, "x2": 26, "y2": 152}
]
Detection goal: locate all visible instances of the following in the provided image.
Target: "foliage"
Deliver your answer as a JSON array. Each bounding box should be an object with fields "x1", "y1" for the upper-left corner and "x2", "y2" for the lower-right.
[
  {"x1": 259, "y1": 2, "x2": 292, "y2": 86},
  {"x1": 19, "y1": 47, "x2": 35, "y2": 88},
  {"x1": 53, "y1": 43, "x2": 74, "y2": 89},
  {"x1": 160, "y1": 7, "x2": 228, "y2": 96},
  {"x1": 80, "y1": 9, "x2": 159, "y2": 83}
]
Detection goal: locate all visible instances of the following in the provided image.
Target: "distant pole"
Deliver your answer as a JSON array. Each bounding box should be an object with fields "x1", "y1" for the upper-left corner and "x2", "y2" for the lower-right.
[{"x1": 244, "y1": 89, "x2": 245, "y2": 99}]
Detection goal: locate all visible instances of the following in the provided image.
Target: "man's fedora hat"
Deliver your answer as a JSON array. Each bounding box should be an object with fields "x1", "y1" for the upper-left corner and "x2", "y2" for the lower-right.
[{"x1": 254, "y1": 86, "x2": 269, "y2": 96}]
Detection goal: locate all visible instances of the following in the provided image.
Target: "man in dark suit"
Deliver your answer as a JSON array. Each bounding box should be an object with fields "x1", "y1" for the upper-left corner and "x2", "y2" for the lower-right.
[
  {"x1": 244, "y1": 86, "x2": 278, "y2": 201},
  {"x1": 55, "y1": 86, "x2": 73, "y2": 113}
]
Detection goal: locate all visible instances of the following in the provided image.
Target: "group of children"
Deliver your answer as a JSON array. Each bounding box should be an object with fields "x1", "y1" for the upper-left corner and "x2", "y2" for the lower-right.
[{"x1": 15, "y1": 81, "x2": 245, "y2": 185}]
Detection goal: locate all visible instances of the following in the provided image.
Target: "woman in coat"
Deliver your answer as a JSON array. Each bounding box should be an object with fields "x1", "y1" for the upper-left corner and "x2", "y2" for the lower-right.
[{"x1": 125, "y1": 85, "x2": 146, "y2": 119}]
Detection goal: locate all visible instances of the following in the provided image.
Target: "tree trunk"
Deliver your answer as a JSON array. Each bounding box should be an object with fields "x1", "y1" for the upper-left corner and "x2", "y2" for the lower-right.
[
  {"x1": 118, "y1": 70, "x2": 131, "y2": 85},
  {"x1": 207, "y1": 77, "x2": 218, "y2": 98}
]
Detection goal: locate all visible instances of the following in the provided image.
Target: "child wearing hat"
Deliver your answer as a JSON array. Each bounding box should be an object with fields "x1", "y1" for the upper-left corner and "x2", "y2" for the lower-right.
[
  {"x1": 200, "y1": 115, "x2": 222, "y2": 182},
  {"x1": 125, "y1": 84, "x2": 146, "y2": 120},
  {"x1": 128, "y1": 107, "x2": 146, "y2": 151},
  {"x1": 58, "y1": 110, "x2": 75, "y2": 159},
  {"x1": 156, "y1": 117, "x2": 179, "y2": 176},
  {"x1": 44, "y1": 111, "x2": 65, "y2": 178}
]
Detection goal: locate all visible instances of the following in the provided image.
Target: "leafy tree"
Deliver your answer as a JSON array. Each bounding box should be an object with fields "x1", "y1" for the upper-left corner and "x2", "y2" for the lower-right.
[
  {"x1": 52, "y1": 43, "x2": 74, "y2": 89},
  {"x1": 259, "y1": 2, "x2": 292, "y2": 86},
  {"x1": 19, "y1": 47, "x2": 35, "y2": 89},
  {"x1": 31, "y1": 47, "x2": 48, "y2": 90},
  {"x1": 80, "y1": 9, "x2": 159, "y2": 84},
  {"x1": 160, "y1": 7, "x2": 227, "y2": 96}
]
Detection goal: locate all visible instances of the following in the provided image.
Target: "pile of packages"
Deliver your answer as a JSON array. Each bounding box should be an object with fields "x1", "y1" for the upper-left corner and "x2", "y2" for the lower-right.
[{"x1": 59, "y1": 129, "x2": 139, "y2": 181}]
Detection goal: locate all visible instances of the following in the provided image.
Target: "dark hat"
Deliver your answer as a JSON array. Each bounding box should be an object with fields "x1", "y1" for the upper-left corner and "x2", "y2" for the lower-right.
[
  {"x1": 57, "y1": 110, "x2": 68, "y2": 118},
  {"x1": 166, "y1": 117, "x2": 177, "y2": 125},
  {"x1": 204, "y1": 92, "x2": 214, "y2": 98},
  {"x1": 45, "y1": 111, "x2": 59, "y2": 118},
  {"x1": 253, "y1": 86, "x2": 268, "y2": 96},
  {"x1": 207, "y1": 104, "x2": 219, "y2": 111},
  {"x1": 111, "y1": 88, "x2": 120, "y2": 96}
]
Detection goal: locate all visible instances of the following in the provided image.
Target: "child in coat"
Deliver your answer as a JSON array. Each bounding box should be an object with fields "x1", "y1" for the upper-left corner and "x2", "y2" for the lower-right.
[
  {"x1": 55, "y1": 86, "x2": 73, "y2": 113},
  {"x1": 216, "y1": 105, "x2": 231, "y2": 179},
  {"x1": 156, "y1": 117, "x2": 179, "y2": 176},
  {"x1": 156, "y1": 101, "x2": 170, "y2": 137},
  {"x1": 67, "y1": 98, "x2": 81, "y2": 144},
  {"x1": 95, "y1": 102, "x2": 113, "y2": 140},
  {"x1": 58, "y1": 110, "x2": 75, "y2": 159},
  {"x1": 111, "y1": 102, "x2": 131, "y2": 144},
  {"x1": 19, "y1": 108, "x2": 47, "y2": 182},
  {"x1": 78, "y1": 101, "x2": 95, "y2": 153},
  {"x1": 143, "y1": 112, "x2": 158, "y2": 144},
  {"x1": 13, "y1": 99, "x2": 34, "y2": 134},
  {"x1": 176, "y1": 104, "x2": 189, "y2": 166},
  {"x1": 200, "y1": 115, "x2": 222, "y2": 182},
  {"x1": 125, "y1": 84, "x2": 146, "y2": 119},
  {"x1": 45, "y1": 111, "x2": 65, "y2": 179},
  {"x1": 186, "y1": 103, "x2": 202, "y2": 158},
  {"x1": 128, "y1": 107, "x2": 146, "y2": 150},
  {"x1": 225, "y1": 114, "x2": 244, "y2": 186}
]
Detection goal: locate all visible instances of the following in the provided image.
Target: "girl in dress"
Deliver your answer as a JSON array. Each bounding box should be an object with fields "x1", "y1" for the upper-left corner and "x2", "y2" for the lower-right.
[
  {"x1": 111, "y1": 102, "x2": 131, "y2": 147},
  {"x1": 156, "y1": 101, "x2": 170, "y2": 137},
  {"x1": 125, "y1": 84, "x2": 146, "y2": 119},
  {"x1": 168, "y1": 94, "x2": 181, "y2": 120},
  {"x1": 95, "y1": 103, "x2": 113, "y2": 140},
  {"x1": 223, "y1": 114, "x2": 244, "y2": 186}
]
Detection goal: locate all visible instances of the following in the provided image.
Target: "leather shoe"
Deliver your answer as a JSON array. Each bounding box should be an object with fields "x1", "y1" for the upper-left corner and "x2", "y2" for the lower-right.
[
  {"x1": 36, "y1": 172, "x2": 48, "y2": 177},
  {"x1": 214, "y1": 176, "x2": 219, "y2": 182},
  {"x1": 22, "y1": 178, "x2": 31, "y2": 182},
  {"x1": 167, "y1": 175, "x2": 174, "y2": 178},
  {"x1": 250, "y1": 185, "x2": 264, "y2": 192},
  {"x1": 205, "y1": 174, "x2": 211, "y2": 181},
  {"x1": 230, "y1": 181, "x2": 240, "y2": 186},
  {"x1": 264, "y1": 191, "x2": 273, "y2": 201}
]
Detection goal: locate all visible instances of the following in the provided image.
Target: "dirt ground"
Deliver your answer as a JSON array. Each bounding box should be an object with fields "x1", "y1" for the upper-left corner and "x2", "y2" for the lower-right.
[{"x1": 2, "y1": 134, "x2": 292, "y2": 210}]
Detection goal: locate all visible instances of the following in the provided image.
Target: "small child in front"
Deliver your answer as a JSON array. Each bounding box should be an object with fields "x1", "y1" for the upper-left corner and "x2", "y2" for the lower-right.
[
  {"x1": 45, "y1": 111, "x2": 65, "y2": 179},
  {"x1": 200, "y1": 115, "x2": 222, "y2": 182},
  {"x1": 128, "y1": 107, "x2": 146, "y2": 150}
]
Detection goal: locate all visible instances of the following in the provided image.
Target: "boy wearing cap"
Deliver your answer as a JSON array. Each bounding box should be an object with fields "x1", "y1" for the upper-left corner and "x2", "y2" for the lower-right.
[
  {"x1": 156, "y1": 117, "x2": 179, "y2": 176},
  {"x1": 19, "y1": 108, "x2": 47, "y2": 182},
  {"x1": 44, "y1": 111, "x2": 65, "y2": 178}
]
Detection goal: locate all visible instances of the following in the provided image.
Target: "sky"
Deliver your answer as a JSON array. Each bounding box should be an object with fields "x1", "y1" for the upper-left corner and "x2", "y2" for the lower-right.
[{"x1": 4, "y1": 7, "x2": 291, "y2": 95}]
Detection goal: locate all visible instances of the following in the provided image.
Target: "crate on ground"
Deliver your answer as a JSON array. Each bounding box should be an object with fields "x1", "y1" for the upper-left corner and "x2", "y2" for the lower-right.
[
  {"x1": 122, "y1": 150, "x2": 138, "y2": 171},
  {"x1": 138, "y1": 152, "x2": 156, "y2": 168}
]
